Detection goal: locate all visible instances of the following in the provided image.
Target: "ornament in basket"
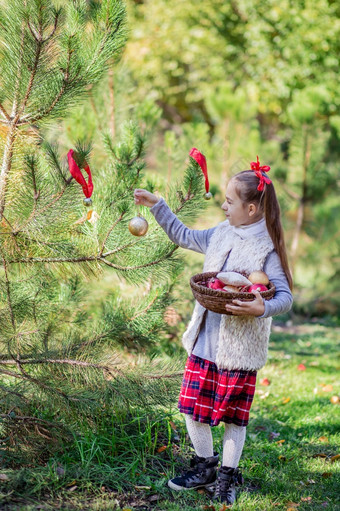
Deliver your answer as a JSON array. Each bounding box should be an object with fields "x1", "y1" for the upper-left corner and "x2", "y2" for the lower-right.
[{"x1": 190, "y1": 271, "x2": 275, "y2": 315}]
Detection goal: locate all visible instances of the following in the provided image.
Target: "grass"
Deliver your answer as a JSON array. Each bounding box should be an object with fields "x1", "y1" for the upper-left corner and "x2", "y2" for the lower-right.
[{"x1": 1, "y1": 321, "x2": 339, "y2": 510}]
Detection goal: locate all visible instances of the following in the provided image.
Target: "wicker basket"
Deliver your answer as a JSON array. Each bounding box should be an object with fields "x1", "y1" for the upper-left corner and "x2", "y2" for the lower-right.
[{"x1": 190, "y1": 271, "x2": 276, "y2": 315}]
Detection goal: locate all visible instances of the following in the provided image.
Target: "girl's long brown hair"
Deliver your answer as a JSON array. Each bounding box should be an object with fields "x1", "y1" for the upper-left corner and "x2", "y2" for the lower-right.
[{"x1": 233, "y1": 170, "x2": 293, "y2": 290}]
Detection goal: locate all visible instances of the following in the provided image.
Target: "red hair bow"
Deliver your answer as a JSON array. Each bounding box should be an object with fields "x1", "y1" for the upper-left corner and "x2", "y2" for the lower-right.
[
  {"x1": 250, "y1": 156, "x2": 272, "y2": 191},
  {"x1": 67, "y1": 149, "x2": 93, "y2": 198}
]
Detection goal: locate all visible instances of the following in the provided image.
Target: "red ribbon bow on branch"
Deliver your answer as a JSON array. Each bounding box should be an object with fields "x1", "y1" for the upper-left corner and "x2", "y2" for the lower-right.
[
  {"x1": 67, "y1": 149, "x2": 93, "y2": 198},
  {"x1": 250, "y1": 156, "x2": 272, "y2": 191},
  {"x1": 189, "y1": 147, "x2": 209, "y2": 193}
]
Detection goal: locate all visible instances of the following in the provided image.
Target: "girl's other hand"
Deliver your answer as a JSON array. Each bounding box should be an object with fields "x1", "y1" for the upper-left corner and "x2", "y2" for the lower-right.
[
  {"x1": 224, "y1": 290, "x2": 265, "y2": 317},
  {"x1": 134, "y1": 189, "x2": 159, "y2": 208}
]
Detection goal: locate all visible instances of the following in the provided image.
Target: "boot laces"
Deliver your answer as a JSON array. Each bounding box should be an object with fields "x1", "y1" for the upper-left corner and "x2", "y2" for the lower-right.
[{"x1": 215, "y1": 469, "x2": 243, "y2": 498}]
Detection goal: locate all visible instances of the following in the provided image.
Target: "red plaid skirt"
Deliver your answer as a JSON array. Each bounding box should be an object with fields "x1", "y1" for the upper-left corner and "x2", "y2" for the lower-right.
[{"x1": 178, "y1": 354, "x2": 257, "y2": 427}]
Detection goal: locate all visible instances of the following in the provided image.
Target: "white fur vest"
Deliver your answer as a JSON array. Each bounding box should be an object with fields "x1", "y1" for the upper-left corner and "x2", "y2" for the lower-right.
[{"x1": 182, "y1": 221, "x2": 274, "y2": 371}]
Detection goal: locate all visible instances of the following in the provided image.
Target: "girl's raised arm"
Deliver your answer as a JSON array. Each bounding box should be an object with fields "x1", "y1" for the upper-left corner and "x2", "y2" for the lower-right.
[{"x1": 134, "y1": 189, "x2": 215, "y2": 254}]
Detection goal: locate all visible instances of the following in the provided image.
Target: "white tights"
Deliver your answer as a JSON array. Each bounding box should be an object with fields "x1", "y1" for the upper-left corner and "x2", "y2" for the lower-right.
[{"x1": 185, "y1": 415, "x2": 246, "y2": 468}]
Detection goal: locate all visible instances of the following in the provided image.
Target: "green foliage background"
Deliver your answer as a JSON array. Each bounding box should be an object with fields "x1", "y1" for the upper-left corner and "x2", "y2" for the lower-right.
[{"x1": 61, "y1": 0, "x2": 340, "y2": 319}]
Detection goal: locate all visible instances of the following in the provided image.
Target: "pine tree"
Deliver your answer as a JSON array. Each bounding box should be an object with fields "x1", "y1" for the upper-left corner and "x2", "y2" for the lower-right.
[{"x1": 0, "y1": 0, "x2": 208, "y2": 460}]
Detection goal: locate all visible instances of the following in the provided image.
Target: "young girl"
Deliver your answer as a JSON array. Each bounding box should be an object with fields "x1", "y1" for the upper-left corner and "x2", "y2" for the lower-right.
[{"x1": 134, "y1": 158, "x2": 293, "y2": 505}]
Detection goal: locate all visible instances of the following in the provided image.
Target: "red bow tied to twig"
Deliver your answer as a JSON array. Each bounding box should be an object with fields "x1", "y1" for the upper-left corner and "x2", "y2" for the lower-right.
[
  {"x1": 189, "y1": 147, "x2": 209, "y2": 193},
  {"x1": 67, "y1": 149, "x2": 93, "y2": 198},
  {"x1": 250, "y1": 156, "x2": 272, "y2": 191}
]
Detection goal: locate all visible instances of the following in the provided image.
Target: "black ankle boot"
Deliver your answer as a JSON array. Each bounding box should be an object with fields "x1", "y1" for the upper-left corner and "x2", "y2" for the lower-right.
[
  {"x1": 168, "y1": 452, "x2": 219, "y2": 491},
  {"x1": 212, "y1": 465, "x2": 244, "y2": 504}
]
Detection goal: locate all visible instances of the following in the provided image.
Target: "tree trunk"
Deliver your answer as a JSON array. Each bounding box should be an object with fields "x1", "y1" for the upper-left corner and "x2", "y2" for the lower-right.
[{"x1": 290, "y1": 125, "x2": 309, "y2": 274}]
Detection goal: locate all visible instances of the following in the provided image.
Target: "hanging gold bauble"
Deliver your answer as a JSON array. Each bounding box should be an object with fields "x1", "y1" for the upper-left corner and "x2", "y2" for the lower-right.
[{"x1": 128, "y1": 215, "x2": 149, "y2": 236}]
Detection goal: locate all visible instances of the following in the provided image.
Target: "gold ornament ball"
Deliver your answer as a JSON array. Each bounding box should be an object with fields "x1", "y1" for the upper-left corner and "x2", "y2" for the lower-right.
[
  {"x1": 83, "y1": 197, "x2": 92, "y2": 207},
  {"x1": 205, "y1": 192, "x2": 212, "y2": 200},
  {"x1": 128, "y1": 215, "x2": 149, "y2": 236}
]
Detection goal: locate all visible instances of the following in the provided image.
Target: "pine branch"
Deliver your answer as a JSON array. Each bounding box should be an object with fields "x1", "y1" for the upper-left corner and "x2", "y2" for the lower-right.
[
  {"x1": 85, "y1": 20, "x2": 122, "y2": 76},
  {"x1": 146, "y1": 371, "x2": 183, "y2": 379},
  {"x1": 19, "y1": 38, "x2": 73, "y2": 125},
  {"x1": 99, "y1": 247, "x2": 179, "y2": 271},
  {"x1": 101, "y1": 239, "x2": 140, "y2": 258},
  {"x1": 99, "y1": 212, "x2": 125, "y2": 256},
  {"x1": 0, "y1": 384, "x2": 29, "y2": 403},
  {"x1": 0, "y1": 413, "x2": 65, "y2": 430},
  {"x1": 0, "y1": 215, "x2": 20, "y2": 250},
  {"x1": 11, "y1": 19, "x2": 26, "y2": 118},
  {"x1": 7, "y1": 247, "x2": 179, "y2": 271},
  {"x1": 0, "y1": 363, "x2": 80, "y2": 403},
  {"x1": 18, "y1": 22, "x2": 44, "y2": 118},
  {"x1": 0, "y1": 358, "x2": 111, "y2": 371},
  {"x1": 129, "y1": 292, "x2": 159, "y2": 321},
  {"x1": 44, "y1": 143, "x2": 68, "y2": 183},
  {"x1": 0, "y1": 250, "x2": 16, "y2": 332},
  {"x1": 0, "y1": 124, "x2": 18, "y2": 219},
  {"x1": 0, "y1": 102, "x2": 10, "y2": 121},
  {"x1": 17, "y1": 176, "x2": 73, "y2": 233}
]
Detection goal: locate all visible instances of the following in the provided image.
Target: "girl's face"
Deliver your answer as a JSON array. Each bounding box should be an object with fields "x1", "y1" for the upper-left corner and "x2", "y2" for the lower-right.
[{"x1": 221, "y1": 179, "x2": 260, "y2": 227}]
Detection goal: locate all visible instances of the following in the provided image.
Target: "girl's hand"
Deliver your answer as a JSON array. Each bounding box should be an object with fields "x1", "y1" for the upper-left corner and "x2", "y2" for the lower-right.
[
  {"x1": 134, "y1": 188, "x2": 159, "y2": 208},
  {"x1": 225, "y1": 290, "x2": 265, "y2": 317}
]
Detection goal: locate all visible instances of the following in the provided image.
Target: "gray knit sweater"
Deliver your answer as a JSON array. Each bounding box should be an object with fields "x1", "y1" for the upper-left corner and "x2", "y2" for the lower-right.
[{"x1": 150, "y1": 198, "x2": 293, "y2": 364}]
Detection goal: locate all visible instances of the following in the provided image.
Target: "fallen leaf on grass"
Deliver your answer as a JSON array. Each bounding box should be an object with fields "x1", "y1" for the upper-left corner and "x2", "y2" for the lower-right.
[
  {"x1": 260, "y1": 391, "x2": 270, "y2": 399},
  {"x1": 297, "y1": 364, "x2": 306, "y2": 371},
  {"x1": 301, "y1": 496, "x2": 312, "y2": 502},
  {"x1": 282, "y1": 397, "x2": 291, "y2": 404},
  {"x1": 318, "y1": 436, "x2": 329, "y2": 443},
  {"x1": 278, "y1": 455, "x2": 286, "y2": 461},
  {"x1": 260, "y1": 378, "x2": 270, "y2": 386},
  {"x1": 276, "y1": 439, "x2": 285, "y2": 444},
  {"x1": 157, "y1": 445, "x2": 167, "y2": 453},
  {"x1": 330, "y1": 454, "x2": 340, "y2": 462},
  {"x1": 0, "y1": 474, "x2": 9, "y2": 481},
  {"x1": 134, "y1": 485, "x2": 151, "y2": 490},
  {"x1": 169, "y1": 421, "x2": 177, "y2": 430},
  {"x1": 67, "y1": 485, "x2": 77, "y2": 492},
  {"x1": 255, "y1": 425, "x2": 266, "y2": 431},
  {"x1": 56, "y1": 466, "x2": 65, "y2": 476},
  {"x1": 321, "y1": 472, "x2": 332, "y2": 478},
  {"x1": 149, "y1": 494, "x2": 160, "y2": 502},
  {"x1": 321, "y1": 384, "x2": 333, "y2": 392},
  {"x1": 312, "y1": 453, "x2": 327, "y2": 458},
  {"x1": 202, "y1": 505, "x2": 215, "y2": 510},
  {"x1": 286, "y1": 502, "x2": 300, "y2": 508},
  {"x1": 330, "y1": 396, "x2": 340, "y2": 404}
]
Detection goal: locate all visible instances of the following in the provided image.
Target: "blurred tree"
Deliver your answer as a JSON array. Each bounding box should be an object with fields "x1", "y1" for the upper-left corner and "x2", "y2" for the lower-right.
[
  {"x1": 124, "y1": 0, "x2": 340, "y2": 124},
  {"x1": 121, "y1": 0, "x2": 340, "y2": 313}
]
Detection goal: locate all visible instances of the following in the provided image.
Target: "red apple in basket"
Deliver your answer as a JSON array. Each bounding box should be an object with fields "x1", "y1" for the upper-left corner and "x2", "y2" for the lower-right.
[
  {"x1": 207, "y1": 278, "x2": 225, "y2": 290},
  {"x1": 246, "y1": 283, "x2": 268, "y2": 292}
]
